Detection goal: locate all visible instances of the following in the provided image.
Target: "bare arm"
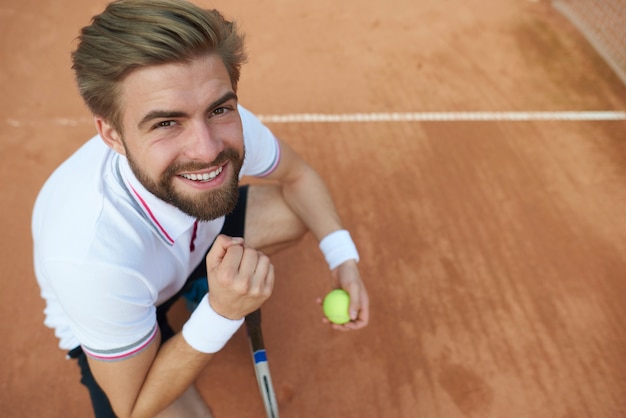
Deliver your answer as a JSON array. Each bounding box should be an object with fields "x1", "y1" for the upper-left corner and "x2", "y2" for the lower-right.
[
  {"x1": 88, "y1": 331, "x2": 211, "y2": 418},
  {"x1": 88, "y1": 235, "x2": 274, "y2": 418},
  {"x1": 265, "y1": 140, "x2": 370, "y2": 329}
]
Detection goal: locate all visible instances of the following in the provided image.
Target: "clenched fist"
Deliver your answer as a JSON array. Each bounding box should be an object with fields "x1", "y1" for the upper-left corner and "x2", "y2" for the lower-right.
[{"x1": 205, "y1": 235, "x2": 274, "y2": 320}]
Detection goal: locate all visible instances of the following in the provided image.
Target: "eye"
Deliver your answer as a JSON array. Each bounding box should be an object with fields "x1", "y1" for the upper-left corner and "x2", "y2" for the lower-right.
[
  {"x1": 154, "y1": 120, "x2": 177, "y2": 129},
  {"x1": 210, "y1": 106, "x2": 231, "y2": 117}
]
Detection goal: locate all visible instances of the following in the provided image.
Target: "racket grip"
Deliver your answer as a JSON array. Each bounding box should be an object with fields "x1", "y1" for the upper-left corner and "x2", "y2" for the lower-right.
[{"x1": 245, "y1": 309, "x2": 264, "y2": 351}]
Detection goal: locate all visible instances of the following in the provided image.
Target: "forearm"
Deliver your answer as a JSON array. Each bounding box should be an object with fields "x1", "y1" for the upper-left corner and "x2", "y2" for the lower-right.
[
  {"x1": 129, "y1": 291, "x2": 245, "y2": 417},
  {"x1": 281, "y1": 165, "x2": 368, "y2": 327},
  {"x1": 88, "y1": 332, "x2": 211, "y2": 418},
  {"x1": 280, "y1": 163, "x2": 344, "y2": 241},
  {"x1": 279, "y1": 163, "x2": 360, "y2": 268},
  {"x1": 267, "y1": 140, "x2": 369, "y2": 328},
  {"x1": 129, "y1": 334, "x2": 213, "y2": 417},
  {"x1": 91, "y1": 290, "x2": 245, "y2": 418}
]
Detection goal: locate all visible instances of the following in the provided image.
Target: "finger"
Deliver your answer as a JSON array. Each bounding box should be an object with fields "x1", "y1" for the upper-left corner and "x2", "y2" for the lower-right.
[
  {"x1": 344, "y1": 283, "x2": 361, "y2": 321},
  {"x1": 261, "y1": 262, "x2": 275, "y2": 296},
  {"x1": 252, "y1": 252, "x2": 275, "y2": 298},
  {"x1": 244, "y1": 250, "x2": 270, "y2": 294},
  {"x1": 212, "y1": 244, "x2": 245, "y2": 288},
  {"x1": 356, "y1": 290, "x2": 370, "y2": 325},
  {"x1": 331, "y1": 286, "x2": 369, "y2": 330},
  {"x1": 235, "y1": 248, "x2": 272, "y2": 294},
  {"x1": 333, "y1": 323, "x2": 353, "y2": 331},
  {"x1": 237, "y1": 246, "x2": 259, "y2": 276},
  {"x1": 206, "y1": 235, "x2": 244, "y2": 271},
  {"x1": 334, "y1": 312, "x2": 368, "y2": 331}
]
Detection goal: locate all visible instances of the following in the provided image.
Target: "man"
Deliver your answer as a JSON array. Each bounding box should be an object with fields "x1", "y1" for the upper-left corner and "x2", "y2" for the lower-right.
[{"x1": 32, "y1": 0, "x2": 369, "y2": 417}]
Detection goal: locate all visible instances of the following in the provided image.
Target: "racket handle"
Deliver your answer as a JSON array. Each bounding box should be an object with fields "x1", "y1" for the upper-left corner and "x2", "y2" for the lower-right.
[
  {"x1": 245, "y1": 309, "x2": 264, "y2": 350},
  {"x1": 245, "y1": 309, "x2": 280, "y2": 418}
]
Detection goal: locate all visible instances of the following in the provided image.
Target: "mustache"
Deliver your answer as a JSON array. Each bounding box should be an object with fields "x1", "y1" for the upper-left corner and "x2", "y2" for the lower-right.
[{"x1": 164, "y1": 147, "x2": 242, "y2": 176}]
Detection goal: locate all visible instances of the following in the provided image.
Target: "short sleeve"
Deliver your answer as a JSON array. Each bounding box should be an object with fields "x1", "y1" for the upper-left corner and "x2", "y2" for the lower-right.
[
  {"x1": 43, "y1": 259, "x2": 158, "y2": 361},
  {"x1": 239, "y1": 105, "x2": 281, "y2": 178}
]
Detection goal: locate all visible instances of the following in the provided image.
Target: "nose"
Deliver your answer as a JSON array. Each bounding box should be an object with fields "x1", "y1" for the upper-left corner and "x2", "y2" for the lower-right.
[{"x1": 183, "y1": 120, "x2": 224, "y2": 162}]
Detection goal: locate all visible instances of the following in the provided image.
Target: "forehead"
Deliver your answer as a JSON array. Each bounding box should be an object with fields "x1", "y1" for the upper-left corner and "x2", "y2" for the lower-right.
[{"x1": 119, "y1": 54, "x2": 233, "y2": 120}]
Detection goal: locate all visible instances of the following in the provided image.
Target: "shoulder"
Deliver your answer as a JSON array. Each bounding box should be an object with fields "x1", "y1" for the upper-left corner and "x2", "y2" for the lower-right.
[
  {"x1": 237, "y1": 105, "x2": 281, "y2": 178},
  {"x1": 238, "y1": 105, "x2": 275, "y2": 143},
  {"x1": 33, "y1": 137, "x2": 110, "y2": 249},
  {"x1": 33, "y1": 136, "x2": 161, "y2": 279}
]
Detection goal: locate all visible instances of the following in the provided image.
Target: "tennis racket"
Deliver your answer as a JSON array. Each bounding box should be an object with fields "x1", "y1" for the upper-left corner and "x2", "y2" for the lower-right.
[{"x1": 245, "y1": 309, "x2": 279, "y2": 418}]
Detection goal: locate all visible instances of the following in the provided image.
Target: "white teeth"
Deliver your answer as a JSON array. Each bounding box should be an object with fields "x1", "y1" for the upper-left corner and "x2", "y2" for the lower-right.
[{"x1": 181, "y1": 166, "x2": 222, "y2": 182}]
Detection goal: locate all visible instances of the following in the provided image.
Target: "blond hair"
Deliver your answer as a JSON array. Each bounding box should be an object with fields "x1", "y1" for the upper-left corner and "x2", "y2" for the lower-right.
[{"x1": 71, "y1": 0, "x2": 247, "y2": 132}]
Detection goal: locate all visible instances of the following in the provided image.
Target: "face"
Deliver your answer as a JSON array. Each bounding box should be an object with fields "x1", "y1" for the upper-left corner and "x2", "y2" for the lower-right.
[{"x1": 97, "y1": 54, "x2": 244, "y2": 221}]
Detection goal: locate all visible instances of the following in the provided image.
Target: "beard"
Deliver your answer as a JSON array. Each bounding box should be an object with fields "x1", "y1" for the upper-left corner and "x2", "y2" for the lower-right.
[{"x1": 126, "y1": 147, "x2": 244, "y2": 221}]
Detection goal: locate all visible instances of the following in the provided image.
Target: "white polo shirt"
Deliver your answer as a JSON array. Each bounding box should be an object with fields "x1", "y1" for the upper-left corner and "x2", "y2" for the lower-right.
[{"x1": 32, "y1": 106, "x2": 281, "y2": 360}]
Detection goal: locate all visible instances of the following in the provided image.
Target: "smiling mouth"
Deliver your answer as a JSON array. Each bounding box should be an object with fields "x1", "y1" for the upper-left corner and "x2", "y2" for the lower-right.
[{"x1": 179, "y1": 166, "x2": 223, "y2": 182}]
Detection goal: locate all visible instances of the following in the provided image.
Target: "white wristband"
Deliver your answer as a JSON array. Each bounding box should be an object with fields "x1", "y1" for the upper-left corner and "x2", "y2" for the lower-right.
[
  {"x1": 319, "y1": 229, "x2": 360, "y2": 270},
  {"x1": 182, "y1": 294, "x2": 244, "y2": 353}
]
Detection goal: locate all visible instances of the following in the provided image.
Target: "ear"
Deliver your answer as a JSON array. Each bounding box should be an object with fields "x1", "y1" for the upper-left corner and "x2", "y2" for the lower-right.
[{"x1": 95, "y1": 116, "x2": 126, "y2": 156}]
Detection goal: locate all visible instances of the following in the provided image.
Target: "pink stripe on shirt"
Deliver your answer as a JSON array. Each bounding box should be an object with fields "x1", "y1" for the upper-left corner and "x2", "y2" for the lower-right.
[{"x1": 128, "y1": 184, "x2": 175, "y2": 245}]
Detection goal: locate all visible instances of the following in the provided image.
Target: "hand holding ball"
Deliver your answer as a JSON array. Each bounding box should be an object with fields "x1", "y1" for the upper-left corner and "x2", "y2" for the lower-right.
[{"x1": 322, "y1": 289, "x2": 351, "y2": 324}]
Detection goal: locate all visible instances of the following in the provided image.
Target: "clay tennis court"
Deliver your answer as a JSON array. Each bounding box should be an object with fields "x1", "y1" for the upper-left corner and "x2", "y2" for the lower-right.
[{"x1": 2, "y1": 0, "x2": 626, "y2": 416}]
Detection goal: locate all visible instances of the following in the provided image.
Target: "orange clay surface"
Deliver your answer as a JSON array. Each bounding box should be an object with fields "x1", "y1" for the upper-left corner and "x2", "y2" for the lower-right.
[{"x1": 2, "y1": 0, "x2": 626, "y2": 417}]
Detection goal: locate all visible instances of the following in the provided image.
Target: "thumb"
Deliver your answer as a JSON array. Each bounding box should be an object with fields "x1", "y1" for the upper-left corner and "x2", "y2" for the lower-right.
[
  {"x1": 345, "y1": 284, "x2": 361, "y2": 321},
  {"x1": 206, "y1": 234, "x2": 244, "y2": 270}
]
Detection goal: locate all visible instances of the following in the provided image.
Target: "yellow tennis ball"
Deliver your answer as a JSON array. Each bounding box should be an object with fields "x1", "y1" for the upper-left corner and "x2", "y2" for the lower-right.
[{"x1": 322, "y1": 289, "x2": 351, "y2": 324}]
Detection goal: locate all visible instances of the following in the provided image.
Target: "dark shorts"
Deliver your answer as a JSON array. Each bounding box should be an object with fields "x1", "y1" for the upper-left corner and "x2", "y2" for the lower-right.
[{"x1": 68, "y1": 186, "x2": 249, "y2": 418}]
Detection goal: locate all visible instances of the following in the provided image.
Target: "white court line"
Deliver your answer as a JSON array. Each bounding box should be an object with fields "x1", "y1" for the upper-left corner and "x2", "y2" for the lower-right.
[
  {"x1": 5, "y1": 111, "x2": 626, "y2": 127},
  {"x1": 6, "y1": 117, "x2": 93, "y2": 128},
  {"x1": 257, "y1": 111, "x2": 626, "y2": 123}
]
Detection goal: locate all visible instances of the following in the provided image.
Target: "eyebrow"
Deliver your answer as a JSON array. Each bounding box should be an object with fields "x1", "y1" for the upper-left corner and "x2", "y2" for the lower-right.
[{"x1": 137, "y1": 91, "x2": 239, "y2": 130}]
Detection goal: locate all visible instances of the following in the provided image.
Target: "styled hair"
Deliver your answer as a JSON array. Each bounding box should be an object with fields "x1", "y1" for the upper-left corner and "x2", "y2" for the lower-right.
[{"x1": 71, "y1": 0, "x2": 247, "y2": 132}]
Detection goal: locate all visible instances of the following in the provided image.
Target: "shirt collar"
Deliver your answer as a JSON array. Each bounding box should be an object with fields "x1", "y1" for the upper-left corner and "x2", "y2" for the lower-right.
[{"x1": 117, "y1": 155, "x2": 196, "y2": 246}]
